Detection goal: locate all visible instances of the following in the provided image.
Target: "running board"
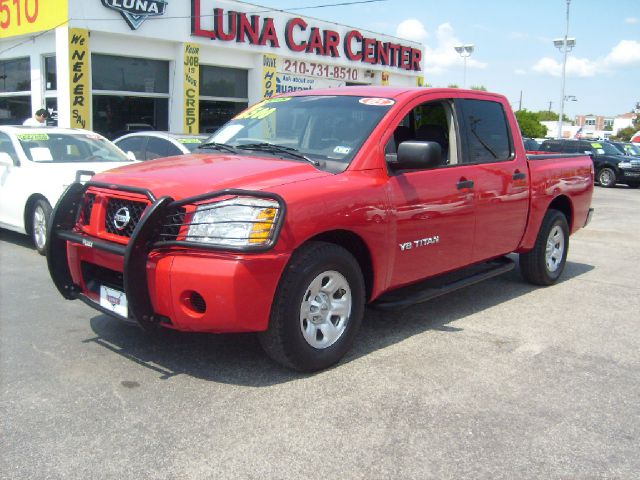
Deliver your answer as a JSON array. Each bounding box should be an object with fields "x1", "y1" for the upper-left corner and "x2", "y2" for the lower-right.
[{"x1": 371, "y1": 256, "x2": 515, "y2": 310}]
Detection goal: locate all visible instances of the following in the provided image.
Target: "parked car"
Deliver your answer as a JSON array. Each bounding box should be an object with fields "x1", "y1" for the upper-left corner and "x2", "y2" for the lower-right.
[
  {"x1": 540, "y1": 139, "x2": 640, "y2": 188},
  {"x1": 114, "y1": 132, "x2": 209, "y2": 160},
  {"x1": 610, "y1": 141, "x2": 640, "y2": 157},
  {"x1": 523, "y1": 137, "x2": 540, "y2": 151},
  {"x1": 0, "y1": 126, "x2": 134, "y2": 254},
  {"x1": 48, "y1": 87, "x2": 594, "y2": 371}
]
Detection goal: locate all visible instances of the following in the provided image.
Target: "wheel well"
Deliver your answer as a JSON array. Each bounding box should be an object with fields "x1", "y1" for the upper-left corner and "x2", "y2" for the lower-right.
[
  {"x1": 24, "y1": 194, "x2": 49, "y2": 236},
  {"x1": 548, "y1": 195, "x2": 573, "y2": 230},
  {"x1": 309, "y1": 230, "x2": 374, "y2": 301}
]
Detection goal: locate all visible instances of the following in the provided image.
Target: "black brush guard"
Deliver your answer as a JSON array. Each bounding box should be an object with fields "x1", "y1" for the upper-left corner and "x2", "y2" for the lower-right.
[{"x1": 46, "y1": 181, "x2": 286, "y2": 330}]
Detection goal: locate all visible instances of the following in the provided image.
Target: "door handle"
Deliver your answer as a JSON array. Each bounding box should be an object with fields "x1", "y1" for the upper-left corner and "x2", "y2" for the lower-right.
[
  {"x1": 513, "y1": 171, "x2": 526, "y2": 181},
  {"x1": 457, "y1": 179, "x2": 474, "y2": 190}
]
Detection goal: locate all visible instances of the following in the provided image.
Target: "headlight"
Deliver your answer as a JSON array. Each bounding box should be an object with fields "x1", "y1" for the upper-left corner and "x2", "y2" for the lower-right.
[
  {"x1": 186, "y1": 197, "x2": 281, "y2": 247},
  {"x1": 618, "y1": 161, "x2": 632, "y2": 169}
]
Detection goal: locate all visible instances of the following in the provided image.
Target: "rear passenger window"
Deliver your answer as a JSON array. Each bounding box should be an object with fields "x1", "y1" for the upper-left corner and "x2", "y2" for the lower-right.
[
  {"x1": 147, "y1": 137, "x2": 181, "y2": 159},
  {"x1": 459, "y1": 99, "x2": 512, "y2": 163}
]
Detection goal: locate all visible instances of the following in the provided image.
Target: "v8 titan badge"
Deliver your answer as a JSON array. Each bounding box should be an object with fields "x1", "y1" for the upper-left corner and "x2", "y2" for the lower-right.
[{"x1": 101, "y1": 0, "x2": 168, "y2": 30}]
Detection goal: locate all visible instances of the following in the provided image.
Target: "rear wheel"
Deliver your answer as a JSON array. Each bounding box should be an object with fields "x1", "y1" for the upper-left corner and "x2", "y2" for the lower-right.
[
  {"x1": 597, "y1": 167, "x2": 617, "y2": 188},
  {"x1": 31, "y1": 199, "x2": 52, "y2": 256},
  {"x1": 520, "y1": 209, "x2": 569, "y2": 286},
  {"x1": 258, "y1": 241, "x2": 365, "y2": 372}
]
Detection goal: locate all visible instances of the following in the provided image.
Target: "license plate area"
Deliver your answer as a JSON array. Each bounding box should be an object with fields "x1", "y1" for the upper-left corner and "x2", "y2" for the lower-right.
[{"x1": 100, "y1": 285, "x2": 128, "y2": 318}]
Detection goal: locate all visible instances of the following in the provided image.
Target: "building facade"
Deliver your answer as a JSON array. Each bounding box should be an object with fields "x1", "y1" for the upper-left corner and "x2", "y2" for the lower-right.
[{"x1": 0, "y1": 0, "x2": 423, "y2": 138}]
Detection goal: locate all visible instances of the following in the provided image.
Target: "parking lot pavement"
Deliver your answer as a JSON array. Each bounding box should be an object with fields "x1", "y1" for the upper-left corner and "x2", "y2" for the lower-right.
[{"x1": 1, "y1": 186, "x2": 639, "y2": 479}]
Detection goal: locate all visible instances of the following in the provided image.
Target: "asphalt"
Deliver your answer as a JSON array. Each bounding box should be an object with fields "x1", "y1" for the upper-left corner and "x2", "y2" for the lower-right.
[{"x1": 1, "y1": 186, "x2": 639, "y2": 479}]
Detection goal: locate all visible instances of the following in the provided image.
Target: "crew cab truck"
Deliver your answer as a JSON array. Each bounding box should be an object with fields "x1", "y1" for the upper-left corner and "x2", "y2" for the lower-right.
[
  {"x1": 47, "y1": 87, "x2": 594, "y2": 372},
  {"x1": 540, "y1": 138, "x2": 640, "y2": 188}
]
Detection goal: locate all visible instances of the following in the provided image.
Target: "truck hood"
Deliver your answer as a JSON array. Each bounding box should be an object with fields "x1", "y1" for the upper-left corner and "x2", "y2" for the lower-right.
[{"x1": 91, "y1": 153, "x2": 332, "y2": 199}]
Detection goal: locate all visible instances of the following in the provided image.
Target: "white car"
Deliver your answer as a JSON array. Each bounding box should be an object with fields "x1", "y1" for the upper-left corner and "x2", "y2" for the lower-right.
[
  {"x1": 113, "y1": 131, "x2": 209, "y2": 160},
  {"x1": 0, "y1": 126, "x2": 135, "y2": 255}
]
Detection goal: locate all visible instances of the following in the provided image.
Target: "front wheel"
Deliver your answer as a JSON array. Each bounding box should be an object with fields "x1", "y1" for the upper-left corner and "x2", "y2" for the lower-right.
[
  {"x1": 31, "y1": 199, "x2": 52, "y2": 256},
  {"x1": 519, "y1": 209, "x2": 569, "y2": 286},
  {"x1": 597, "y1": 167, "x2": 617, "y2": 188},
  {"x1": 259, "y1": 242, "x2": 365, "y2": 372}
]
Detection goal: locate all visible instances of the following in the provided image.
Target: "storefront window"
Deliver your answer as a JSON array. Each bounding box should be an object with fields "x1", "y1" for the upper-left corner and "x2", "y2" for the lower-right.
[
  {"x1": 45, "y1": 56, "x2": 57, "y2": 91},
  {"x1": 45, "y1": 98, "x2": 58, "y2": 126},
  {"x1": 0, "y1": 97, "x2": 31, "y2": 126},
  {"x1": 93, "y1": 95, "x2": 168, "y2": 139},
  {"x1": 198, "y1": 66, "x2": 248, "y2": 133},
  {"x1": 92, "y1": 54, "x2": 169, "y2": 93},
  {"x1": 199, "y1": 100, "x2": 247, "y2": 134},
  {"x1": 0, "y1": 58, "x2": 30, "y2": 93},
  {"x1": 200, "y1": 66, "x2": 248, "y2": 98}
]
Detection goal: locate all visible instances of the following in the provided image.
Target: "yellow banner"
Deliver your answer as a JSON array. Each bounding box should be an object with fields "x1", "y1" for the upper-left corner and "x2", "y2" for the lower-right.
[
  {"x1": 1, "y1": 0, "x2": 68, "y2": 38},
  {"x1": 183, "y1": 43, "x2": 200, "y2": 134},
  {"x1": 68, "y1": 28, "x2": 90, "y2": 130},
  {"x1": 262, "y1": 54, "x2": 277, "y2": 99},
  {"x1": 381, "y1": 72, "x2": 390, "y2": 86},
  {"x1": 416, "y1": 76, "x2": 425, "y2": 87}
]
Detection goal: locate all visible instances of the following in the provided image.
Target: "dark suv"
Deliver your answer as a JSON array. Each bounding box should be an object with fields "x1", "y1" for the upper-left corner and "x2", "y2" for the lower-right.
[{"x1": 540, "y1": 139, "x2": 640, "y2": 188}]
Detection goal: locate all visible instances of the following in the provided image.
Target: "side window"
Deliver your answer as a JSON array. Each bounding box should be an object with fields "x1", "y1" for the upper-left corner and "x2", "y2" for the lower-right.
[
  {"x1": 0, "y1": 132, "x2": 19, "y2": 164},
  {"x1": 459, "y1": 99, "x2": 512, "y2": 163},
  {"x1": 146, "y1": 137, "x2": 174, "y2": 160},
  {"x1": 384, "y1": 100, "x2": 458, "y2": 168},
  {"x1": 116, "y1": 137, "x2": 145, "y2": 160},
  {"x1": 165, "y1": 142, "x2": 183, "y2": 157}
]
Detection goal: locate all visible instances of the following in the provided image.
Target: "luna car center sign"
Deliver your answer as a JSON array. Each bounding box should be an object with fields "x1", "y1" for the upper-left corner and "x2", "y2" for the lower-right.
[
  {"x1": 101, "y1": 0, "x2": 168, "y2": 30},
  {"x1": 191, "y1": 1, "x2": 422, "y2": 72}
]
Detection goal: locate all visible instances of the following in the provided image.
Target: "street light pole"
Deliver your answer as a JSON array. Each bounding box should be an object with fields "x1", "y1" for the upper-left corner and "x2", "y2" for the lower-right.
[
  {"x1": 454, "y1": 44, "x2": 474, "y2": 88},
  {"x1": 555, "y1": 0, "x2": 574, "y2": 139}
]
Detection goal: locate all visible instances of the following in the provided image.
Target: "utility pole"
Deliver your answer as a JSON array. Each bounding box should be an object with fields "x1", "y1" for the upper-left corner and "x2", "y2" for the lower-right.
[
  {"x1": 518, "y1": 91, "x2": 523, "y2": 111},
  {"x1": 554, "y1": 0, "x2": 575, "y2": 139}
]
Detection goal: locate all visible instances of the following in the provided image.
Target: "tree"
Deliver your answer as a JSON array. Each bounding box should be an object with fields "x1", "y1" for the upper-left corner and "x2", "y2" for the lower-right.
[
  {"x1": 515, "y1": 109, "x2": 547, "y2": 138},
  {"x1": 611, "y1": 126, "x2": 638, "y2": 142},
  {"x1": 470, "y1": 85, "x2": 487, "y2": 91},
  {"x1": 534, "y1": 110, "x2": 571, "y2": 123},
  {"x1": 447, "y1": 84, "x2": 459, "y2": 88}
]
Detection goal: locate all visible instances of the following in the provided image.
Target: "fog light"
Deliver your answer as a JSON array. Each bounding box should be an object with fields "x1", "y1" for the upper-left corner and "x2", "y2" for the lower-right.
[{"x1": 188, "y1": 291, "x2": 206, "y2": 313}]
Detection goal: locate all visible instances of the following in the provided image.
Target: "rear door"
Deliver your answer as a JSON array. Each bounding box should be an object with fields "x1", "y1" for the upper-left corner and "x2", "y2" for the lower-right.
[{"x1": 456, "y1": 98, "x2": 530, "y2": 262}]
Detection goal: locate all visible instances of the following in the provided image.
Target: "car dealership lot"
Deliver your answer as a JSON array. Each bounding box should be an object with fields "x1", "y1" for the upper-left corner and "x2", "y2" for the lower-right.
[{"x1": 1, "y1": 187, "x2": 639, "y2": 479}]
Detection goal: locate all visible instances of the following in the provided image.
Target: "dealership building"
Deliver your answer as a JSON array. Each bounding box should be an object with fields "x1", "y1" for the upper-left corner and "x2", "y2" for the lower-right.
[{"x1": 0, "y1": 0, "x2": 423, "y2": 138}]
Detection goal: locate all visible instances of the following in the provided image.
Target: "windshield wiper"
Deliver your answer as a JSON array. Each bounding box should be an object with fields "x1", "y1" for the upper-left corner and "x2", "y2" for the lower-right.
[
  {"x1": 197, "y1": 142, "x2": 237, "y2": 154},
  {"x1": 237, "y1": 143, "x2": 320, "y2": 166}
]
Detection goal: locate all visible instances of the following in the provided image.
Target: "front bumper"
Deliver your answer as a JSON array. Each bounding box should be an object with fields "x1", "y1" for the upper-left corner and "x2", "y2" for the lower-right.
[{"x1": 47, "y1": 182, "x2": 289, "y2": 333}]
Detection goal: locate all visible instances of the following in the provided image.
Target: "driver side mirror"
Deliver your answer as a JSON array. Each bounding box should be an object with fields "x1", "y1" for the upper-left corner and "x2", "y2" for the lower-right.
[{"x1": 389, "y1": 141, "x2": 442, "y2": 171}]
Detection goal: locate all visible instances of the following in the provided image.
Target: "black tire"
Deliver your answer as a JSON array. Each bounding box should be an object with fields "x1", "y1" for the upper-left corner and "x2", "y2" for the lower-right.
[
  {"x1": 258, "y1": 241, "x2": 365, "y2": 372},
  {"x1": 519, "y1": 209, "x2": 569, "y2": 286},
  {"x1": 597, "y1": 167, "x2": 617, "y2": 188},
  {"x1": 627, "y1": 184, "x2": 640, "y2": 189},
  {"x1": 31, "y1": 199, "x2": 52, "y2": 256}
]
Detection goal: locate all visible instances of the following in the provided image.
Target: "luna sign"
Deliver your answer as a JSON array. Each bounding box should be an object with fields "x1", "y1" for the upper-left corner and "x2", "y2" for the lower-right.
[
  {"x1": 191, "y1": 1, "x2": 422, "y2": 72},
  {"x1": 101, "y1": 0, "x2": 168, "y2": 30}
]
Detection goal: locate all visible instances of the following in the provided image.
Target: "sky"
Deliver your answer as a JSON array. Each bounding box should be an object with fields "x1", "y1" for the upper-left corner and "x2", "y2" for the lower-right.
[{"x1": 253, "y1": 0, "x2": 640, "y2": 119}]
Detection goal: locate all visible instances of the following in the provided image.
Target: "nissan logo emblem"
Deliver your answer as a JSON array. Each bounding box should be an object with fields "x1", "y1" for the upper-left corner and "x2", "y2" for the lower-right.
[{"x1": 113, "y1": 207, "x2": 131, "y2": 231}]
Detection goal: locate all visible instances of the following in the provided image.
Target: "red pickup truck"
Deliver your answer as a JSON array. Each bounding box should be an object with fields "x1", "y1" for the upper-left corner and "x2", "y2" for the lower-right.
[{"x1": 48, "y1": 87, "x2": 594, "y2": 371}]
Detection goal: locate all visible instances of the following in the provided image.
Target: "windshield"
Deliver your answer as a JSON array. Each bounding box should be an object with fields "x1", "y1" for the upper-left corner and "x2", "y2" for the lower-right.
[
  {"x1": 17, "y1": 132, "x2": 131, "y2": 163},
  {"x1": 207, "y1": 95, "x2": 395, "y2": 172},
  {"x1": 591, "y1": 141, "x2": 623, "y2": 155}
]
